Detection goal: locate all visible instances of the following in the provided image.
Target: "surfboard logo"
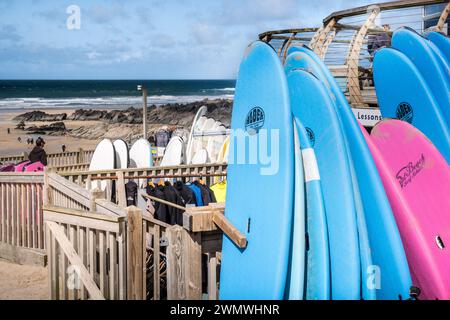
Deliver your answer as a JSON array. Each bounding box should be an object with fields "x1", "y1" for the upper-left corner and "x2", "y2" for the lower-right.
[
  {"x1": 396, "y1": 102, "x2": 413, "y2": 124},
  {"x1": 305, "y1": 127, "x2": 315, "y2": 147},
  {"x1": 395, "y1": 153, "x2": 425, "y2": 188},
  {"x1": 245, "y1": 107, "x2": 265, "y2": 135}
]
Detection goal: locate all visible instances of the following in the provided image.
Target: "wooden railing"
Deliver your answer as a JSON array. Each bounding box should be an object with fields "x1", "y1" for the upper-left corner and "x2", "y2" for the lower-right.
[
  {"x1": 45, "y1": 171, "x2": 126, "y2": 216},
  {"x1": 0, "y1": 148, "x2": 95, "y2": 167},
  {"x1": 58, "y1": 163, "x2": 228, "y2": 206},
  {"x1": 0, "y1": 173, "x2": 45, "y2": 251}
]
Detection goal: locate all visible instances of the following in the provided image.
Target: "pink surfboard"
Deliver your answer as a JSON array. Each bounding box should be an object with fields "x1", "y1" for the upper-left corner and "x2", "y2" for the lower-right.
[
  {"x1": 362, "y1": 120, "x2": 450, "y2": 299},
  {"x1": 24, "y1": 161, "x2": 44, "y2": 172},
  {"x1": 14, "y1": 160, "x2": 31, "y2": 172}
]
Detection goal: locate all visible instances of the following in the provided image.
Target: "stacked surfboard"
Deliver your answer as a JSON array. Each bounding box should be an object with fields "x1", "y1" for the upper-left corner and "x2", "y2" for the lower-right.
[
  {"x1": 220, "y1": 30, "x2": 450, "y2": 300},
  {"x1": 373, "y1": 27, "x2": 450, "y2": 163},
  {"x1": 185, "y1": 108, "x2": 229, "y2": 165},
  {"x1": 369, "y1": 27, "x2": 450, "y2": 299},
  {"x1": 89, "y1": 138, "x2": 153, "y2": 190}
]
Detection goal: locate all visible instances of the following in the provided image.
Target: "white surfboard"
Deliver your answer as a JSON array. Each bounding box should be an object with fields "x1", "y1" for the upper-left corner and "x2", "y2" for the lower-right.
[
  {"x1": 113, "y1": 139, "x2": 129, "y2": 169},
  {"x1": 191, "y1": 148, "x2": 209, "y2": 165},
  {"x1": 160, "y1": 136, "x2": 185, "y2": 167},
  {"x1": 89, "y1": 139, "x2": 116, "y2": 191},
  {"x1": 186, "y1": 106, "x2": 207, "y2": 164},
  {"x1": 129, "y1": 138, "x2": 153, "y2": 187},
  {"x1": 191, "y1": 116, "x2": 209, "y2": 161}
]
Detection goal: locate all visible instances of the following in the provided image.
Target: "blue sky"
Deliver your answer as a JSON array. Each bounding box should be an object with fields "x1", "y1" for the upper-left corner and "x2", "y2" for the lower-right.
[{"x1": 0, "y1": 0, "x2": 376, "y2": 79}]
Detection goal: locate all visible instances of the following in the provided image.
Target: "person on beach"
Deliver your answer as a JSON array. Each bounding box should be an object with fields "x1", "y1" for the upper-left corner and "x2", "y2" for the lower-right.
[
  {"x1": 28, "y1": 137, "x2": 48, "y2": 166},
  {"x1": 17, "y1": 137, "x2": 22, "y2": 143}
]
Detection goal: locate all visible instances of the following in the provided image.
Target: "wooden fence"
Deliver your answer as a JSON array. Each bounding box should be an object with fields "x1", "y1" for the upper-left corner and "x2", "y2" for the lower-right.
[
  {"x1": 0, "y1": 173, "x2": 45, "y2": 255},
  {"x1": 0, "y1": 148, "x2": 95, "y2": 167},
  {"x1": 57, "y1": 163, "x2": 227, "y2": 207},
  {"x1": 40, "y1": 168, "x2": 227, "y2": 300},
  {"x1": 1, "y1": 163, "x2": 228, "y2": 299}
]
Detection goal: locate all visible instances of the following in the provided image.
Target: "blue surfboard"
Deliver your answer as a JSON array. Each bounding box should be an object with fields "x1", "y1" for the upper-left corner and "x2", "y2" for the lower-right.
[
  {"x1": 288, "y1": 46, "x2": 413, "y2": 300},
  {"x1": 294, "y1": 118, "x2": 330, "y2": 300},
  {"x1": 287, "y1": 121, "x2": 306, "y2": 300},
  {"x1": 285, "y1": 51, "x2": 374, "y2": 300},
  {"x1": 427, "y1": 31, "x2": 450, "y2": 64},
  {"x1": 374, "y1": 47, "x2": 450, "y2": 164},
  {"x1": 287, "y1": 69, "x2": 360, "y2": 300},
  {"x1": 219, "y1": 41, "x2": 294, "y2": 299},
  {"x1": 392, "y1": 28, "x2": 450, "y2": 124}
]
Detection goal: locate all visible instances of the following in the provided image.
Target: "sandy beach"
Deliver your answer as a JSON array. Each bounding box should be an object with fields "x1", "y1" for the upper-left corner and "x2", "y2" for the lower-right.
[
  {"x1": 0, "y1": 108, "x2": 100, "y2": 156},
  {"x1": 0, "y1": 259, "x2": 48, "y2": 300}
]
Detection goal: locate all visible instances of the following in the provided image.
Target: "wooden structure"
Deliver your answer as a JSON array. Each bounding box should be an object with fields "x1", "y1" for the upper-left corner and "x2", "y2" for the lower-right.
[
  {"x1": 259, "y1": 0, "x2": 450, "y2": 108},
  {"x1": 1, "y1": 163, "x2": 230, "y2": 300},
  {"x1": 41, "y1": 169, "x2": 232, "y2": 300}
]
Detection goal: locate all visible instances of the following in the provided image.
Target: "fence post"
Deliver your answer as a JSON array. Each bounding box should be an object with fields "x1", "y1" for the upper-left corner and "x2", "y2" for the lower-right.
[
  {"x1": 116, "y1": 171, "x2": 127, "y2": 208},
  {"x1": 89, "y1": 188, "x2": 105, "y2": 212},
  {"x1": 43, "y1": 167, "x2": 54, "y2": 206},
  {"x1": 166, "y1": 225, "x2": 202, "y2": 300},
  {"x1": 77, "y1": 148, "x2": 83, "y2": 164},
  {"x1": 126, "y1": 206, "x2": 144, "y2": 300}
]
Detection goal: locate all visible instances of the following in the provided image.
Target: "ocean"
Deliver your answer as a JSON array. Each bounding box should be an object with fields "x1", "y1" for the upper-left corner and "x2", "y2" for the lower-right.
[{"x1": 0, "y1": 80, "x2": 236, "y2": 111}]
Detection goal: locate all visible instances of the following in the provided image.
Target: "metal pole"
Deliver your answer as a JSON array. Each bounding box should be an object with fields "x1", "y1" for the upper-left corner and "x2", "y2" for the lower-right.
[{"x1": 142, "y1": 86, "x2": 148, "y2": 140}]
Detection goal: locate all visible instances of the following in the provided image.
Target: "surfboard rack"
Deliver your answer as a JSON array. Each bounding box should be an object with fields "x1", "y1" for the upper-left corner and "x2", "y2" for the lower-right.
[
  {"x1": 184, "y1": 204, "x2": 247, "y2": 249},
  {"x1": 142, "y1": 194, "x2": 247, "y2": 249}
]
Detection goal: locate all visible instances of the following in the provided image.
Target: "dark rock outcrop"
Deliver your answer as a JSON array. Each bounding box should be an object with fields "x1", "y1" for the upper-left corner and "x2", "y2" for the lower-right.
[
  {"x1": 13, "y1": 111, "x2": 67, "y2": 122},
  {"x1": 25, "y1": 121, "x2": 67, "y2": 133},
  {"x1": 67, "y1": 109, "x2": 108, "y2": 121},
  {"x1": 13, "y1": 99, "x2": 233, "y2": 127}
]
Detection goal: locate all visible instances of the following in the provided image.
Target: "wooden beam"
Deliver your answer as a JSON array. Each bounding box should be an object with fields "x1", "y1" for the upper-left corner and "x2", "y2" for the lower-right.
[
  {"x1": 311, "y1": 19, "x2": 336, "y2": 53},
  {"x1": 212, "y1": 212, "x2": 247, "y2": 249},
  {"x1": 318, "y1": 29, "x2": 337, "y2": 59},
  {"x1": 116, "y1": 171, "x2": 127, "y2": 208},
  {"x1": 437, "y1": 1, "x2": 450, "y2": 31},
  {"x1": 346, "y1": 7, "x2": 380, "y2": 106},
  {"x1": 0, "y1": 173, "x2": 44, "y2": 184},
  {"x1": 258, "y1": 28, "x2": 319, "y2": 41},
  {"x1": 324, "y1": 0, "x2": 446, "y2": 24},
  {"x1": 126, "y1": 206, "x2": 144, "y2": 300},
  {"x1": 142, "y1": 193, "x2": 185, "y2": 211},
  {"x1": 183, "y1": 204, "x2": 247, "y2": 249}
]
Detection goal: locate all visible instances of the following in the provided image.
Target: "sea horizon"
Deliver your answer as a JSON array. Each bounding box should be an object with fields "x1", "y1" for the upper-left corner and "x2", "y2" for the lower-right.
[{"x1": 0, "y1": 79, "x2": 236, "y2": 112}]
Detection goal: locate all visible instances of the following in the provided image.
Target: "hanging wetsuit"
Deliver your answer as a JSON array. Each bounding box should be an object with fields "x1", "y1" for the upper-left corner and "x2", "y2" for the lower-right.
[
  {"x1": 174, "y1": 181, "x2": 197, "y2": 206},
  {"x1": 162, "y1": 181, "x2": 185, "y2": 225},
  {"x1": 188, "y1": 182, "x2": 203, "y2": 206},
  {"x1": 125, "y1": 181, "x2": 138, "y2": 206},
  {"x1": 146, "y1": 182, "x2": 169, "y2": 223}
]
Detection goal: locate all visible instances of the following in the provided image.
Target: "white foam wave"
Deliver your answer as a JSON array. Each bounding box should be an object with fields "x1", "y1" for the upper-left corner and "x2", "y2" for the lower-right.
[{"x1": 0, "y1": 94, "x2": 234, "y2": 111}]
